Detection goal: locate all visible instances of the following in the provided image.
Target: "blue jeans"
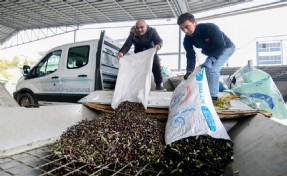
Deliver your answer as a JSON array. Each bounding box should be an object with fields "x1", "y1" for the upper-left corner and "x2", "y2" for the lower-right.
[{"x1": 206, "y1": 45, "x2": 235, "y2": 97}]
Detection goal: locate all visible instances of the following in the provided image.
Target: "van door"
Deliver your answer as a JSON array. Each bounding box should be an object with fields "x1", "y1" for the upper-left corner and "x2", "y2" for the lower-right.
[
  {"x1": 59, "y1": 44, "x2": 92, "y2": 102},
  {"x1": 28, "y1": 50, "x2": 62, "y2": 102}
]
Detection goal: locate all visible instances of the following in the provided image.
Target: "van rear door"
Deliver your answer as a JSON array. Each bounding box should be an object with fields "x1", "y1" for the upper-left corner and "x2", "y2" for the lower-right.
[{"x1": 94, "y1": 31, "x2": 122, "y2": 90}]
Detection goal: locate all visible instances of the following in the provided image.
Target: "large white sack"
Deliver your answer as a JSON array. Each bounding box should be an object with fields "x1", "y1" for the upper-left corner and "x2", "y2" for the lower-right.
[
  {"x1": 111, "y1": 48, "x2": 156, "y2": 109},
  {"x1": 165, "y1": 66, "x2": 230, "y2": 145}
]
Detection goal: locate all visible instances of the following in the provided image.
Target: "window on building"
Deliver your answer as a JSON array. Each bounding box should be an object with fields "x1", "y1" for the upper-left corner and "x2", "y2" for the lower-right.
[{"x1": 257, "y1": 41, "x2": 282, "y2": 66}]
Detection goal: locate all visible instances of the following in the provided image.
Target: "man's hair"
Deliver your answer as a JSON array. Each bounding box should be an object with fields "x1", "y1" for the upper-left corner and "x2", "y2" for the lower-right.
[{"x1": 177, "y1": 13, "x2": 195, "y2": 25}]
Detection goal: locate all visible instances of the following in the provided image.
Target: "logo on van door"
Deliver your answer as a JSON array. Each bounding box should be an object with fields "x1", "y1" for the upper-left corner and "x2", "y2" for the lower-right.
[{"x1": 43, "y1": 87, "x2": 90, "y2": 93}]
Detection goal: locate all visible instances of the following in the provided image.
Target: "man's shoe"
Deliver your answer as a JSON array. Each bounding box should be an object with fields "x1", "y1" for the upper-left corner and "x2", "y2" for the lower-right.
[
  {"x1": 212, "y1": 96, "x2": 218, "y2": 103},
  {"x1": 184, "y1": 71, "x2": 192, "y2": 80},
  {"x1": 155, "y1": 85, "x2": 166, "y2": 91}
]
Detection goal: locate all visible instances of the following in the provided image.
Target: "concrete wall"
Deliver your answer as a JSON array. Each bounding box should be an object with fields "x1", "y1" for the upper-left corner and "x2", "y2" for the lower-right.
[
  {"x1": 0, "y1": 105, "x2": 97, "y2": 157},
  {"x1": 0, "y1": 83, "x2": 19, "y2": 107}
]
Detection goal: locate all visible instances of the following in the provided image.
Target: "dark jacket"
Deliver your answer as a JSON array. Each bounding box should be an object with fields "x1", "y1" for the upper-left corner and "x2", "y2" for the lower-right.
[
  {"x1": 119, "y1": 26, "x2": 163, "y2": 56},
  {"x1": 184, "y1": 23, "x2": 234, "y2": 71}
]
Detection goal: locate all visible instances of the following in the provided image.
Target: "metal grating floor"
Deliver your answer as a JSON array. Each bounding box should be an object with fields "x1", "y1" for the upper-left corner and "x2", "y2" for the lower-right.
[{"x1": 0, "y1": 144, "x2": 164, "y2": 176}]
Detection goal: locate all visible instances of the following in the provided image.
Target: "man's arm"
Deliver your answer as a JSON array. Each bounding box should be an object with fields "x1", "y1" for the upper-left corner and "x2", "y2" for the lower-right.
[
  {"x1": 151, "y1": 28, "x2": 163, "y2": 49},
  {"x1": 184, "y1": 39, "x2": 196, "y2": 72},
  {"x1": 119, "y1": 34, "x2": 133, "y2": 55}
]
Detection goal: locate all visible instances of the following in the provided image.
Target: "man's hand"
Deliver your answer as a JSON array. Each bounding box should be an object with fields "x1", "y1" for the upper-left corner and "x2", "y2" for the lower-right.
[
  {"x1": 117, "y1": 52, "x2": 124, "y2": 60},
  {"x1": 154, "y1": 44, "x2": 161, "y2": 51},
  {"x1": 184, "y1": 71, "x2": 192, "y2": 80},
  {"x1": 202, "y1": 57, "x2": 216, "y2": 69}
]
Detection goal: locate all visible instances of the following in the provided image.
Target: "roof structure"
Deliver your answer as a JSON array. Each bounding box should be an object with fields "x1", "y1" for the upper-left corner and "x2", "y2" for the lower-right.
[
  {"x1": 1, "y1": 0, "x2": 286, "y2": 48},
  {"x1": 0, "y1": 0, "x2": 252, "y2": 46}
]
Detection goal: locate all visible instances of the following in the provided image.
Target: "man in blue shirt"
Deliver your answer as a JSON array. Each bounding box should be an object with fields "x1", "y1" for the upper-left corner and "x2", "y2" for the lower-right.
[{"x1": 177, "y1": 13, "x2": 235, "y2": 101}]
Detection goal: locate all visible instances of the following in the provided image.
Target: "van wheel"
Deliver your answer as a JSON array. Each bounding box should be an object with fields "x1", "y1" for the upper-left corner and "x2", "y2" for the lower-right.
[{"x1": 18, "y1": 93, "x2": 38, "y2": 107}]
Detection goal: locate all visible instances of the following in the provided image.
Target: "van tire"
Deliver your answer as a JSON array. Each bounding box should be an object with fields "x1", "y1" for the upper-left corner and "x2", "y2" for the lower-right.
[{"x1": 17, "y1": 93, "x2": 38, "y2": 107}]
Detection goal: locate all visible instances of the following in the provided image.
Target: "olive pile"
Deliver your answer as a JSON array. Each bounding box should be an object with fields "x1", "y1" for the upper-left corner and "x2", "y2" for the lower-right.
[
  {"x1": 51, "y1": 101, "x2": 233, "y2": 175},
  {"x1": 163, "y1": 135, "x2": 233, "y2": 175},
  {"x1": 52, "y1": 101, "x2": 166, "y2": 175}
]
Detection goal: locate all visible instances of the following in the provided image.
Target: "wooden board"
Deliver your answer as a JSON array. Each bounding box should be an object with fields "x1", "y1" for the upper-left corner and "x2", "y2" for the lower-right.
[
  {"x1": 83, "y1": 103, "x2": 270, "y2": 120},
  {"x1": 84, "y1": 103, "x2": 169, "y2": 114}
]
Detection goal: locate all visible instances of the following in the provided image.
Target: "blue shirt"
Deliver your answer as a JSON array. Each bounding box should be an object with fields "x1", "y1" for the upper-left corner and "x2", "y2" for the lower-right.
[{"x1": 183, "y1": 23, "x2": 234, "y2": 71}]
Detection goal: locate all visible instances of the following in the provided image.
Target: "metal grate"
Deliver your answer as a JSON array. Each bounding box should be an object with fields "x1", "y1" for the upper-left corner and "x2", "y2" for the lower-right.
[{"x1": 0, "y1": 144, "x2": 164, "y2": 176}]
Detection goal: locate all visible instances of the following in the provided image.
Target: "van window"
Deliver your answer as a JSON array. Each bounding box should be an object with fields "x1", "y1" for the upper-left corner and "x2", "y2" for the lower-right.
[
  {"x1": 31, "y1": 50, "x2": 61, "y2": 78},
  {"x1": 67, "y1": 45, "x2": 90, "y2": 69}
]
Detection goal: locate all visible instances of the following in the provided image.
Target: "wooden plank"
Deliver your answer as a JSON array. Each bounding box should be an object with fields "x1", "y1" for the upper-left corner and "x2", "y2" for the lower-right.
[
  {"x1": 84, "y1": 103, "x2": 114, "y2": 113},
  {"x1": 84, "y1": 103, "x2": 169, "y2": 114},
  {"x1": 146, "y1": 108, "x2": 169, "y2": 114},
  {"x1": 83, "y1": 103, "x2": 266, "y2": 120}
]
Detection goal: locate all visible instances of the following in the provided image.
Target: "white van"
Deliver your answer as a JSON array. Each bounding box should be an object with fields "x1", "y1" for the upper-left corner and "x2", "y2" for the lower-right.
[{"x1": 13, "y1": 31, "x2": 122, "y2": 106}]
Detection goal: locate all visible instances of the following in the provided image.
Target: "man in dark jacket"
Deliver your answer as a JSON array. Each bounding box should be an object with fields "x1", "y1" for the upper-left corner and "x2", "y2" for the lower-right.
[
  {"x1": 117, "y1": 19, "x2": 165, "y2": 90},
  {"x1": 177, "y1": 13, "x2": 235, "y2": 102}
]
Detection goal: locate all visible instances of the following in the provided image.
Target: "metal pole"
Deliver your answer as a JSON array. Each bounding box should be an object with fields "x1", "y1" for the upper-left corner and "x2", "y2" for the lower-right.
[
  {"x1": 178, "y1": 28, "x2": 182, "y2": 71},
  {"x1": 256, "y1": 41, "x2": 259, "y2": 66},
  {"x1": 280, "y1": 40, "x2": 283, "y2": 65},
  {"x1": 74, "y1": 24, "x2": 79, "y2": 43},
  {"x1": 74, "y1": 30, "x2": 76, "y2": 43},
  {"x1": 248, "y1": 59, "x2": 253, "y2": 67}
]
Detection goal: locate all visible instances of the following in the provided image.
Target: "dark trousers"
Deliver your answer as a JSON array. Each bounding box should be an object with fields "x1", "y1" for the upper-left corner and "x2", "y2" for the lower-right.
[{"x1": 152, "y1": 54, "x2": 163, "y2": 86}]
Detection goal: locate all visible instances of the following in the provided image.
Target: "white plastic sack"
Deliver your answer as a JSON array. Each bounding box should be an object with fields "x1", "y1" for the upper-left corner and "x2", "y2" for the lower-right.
[
  {"x1": 165, "y1": 66, "x2": 230, "y2": 145},
  {"x1": 230, "y1": 66, "x2": 287, "y2": 120},
  {"x1": 111, "y1": 48, "x2": 156, "y2": 109}
]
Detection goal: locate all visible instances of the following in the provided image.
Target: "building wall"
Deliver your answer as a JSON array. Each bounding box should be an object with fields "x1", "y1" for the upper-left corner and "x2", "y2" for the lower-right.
[{"x1": 256, "y1": 36, "x2": 287, "y2": 66}]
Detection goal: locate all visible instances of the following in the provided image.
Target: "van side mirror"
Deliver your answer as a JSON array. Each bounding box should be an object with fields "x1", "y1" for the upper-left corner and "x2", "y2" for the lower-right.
[{"x1": 23, "y1": 65, "x2": 30, "y2": 76}]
